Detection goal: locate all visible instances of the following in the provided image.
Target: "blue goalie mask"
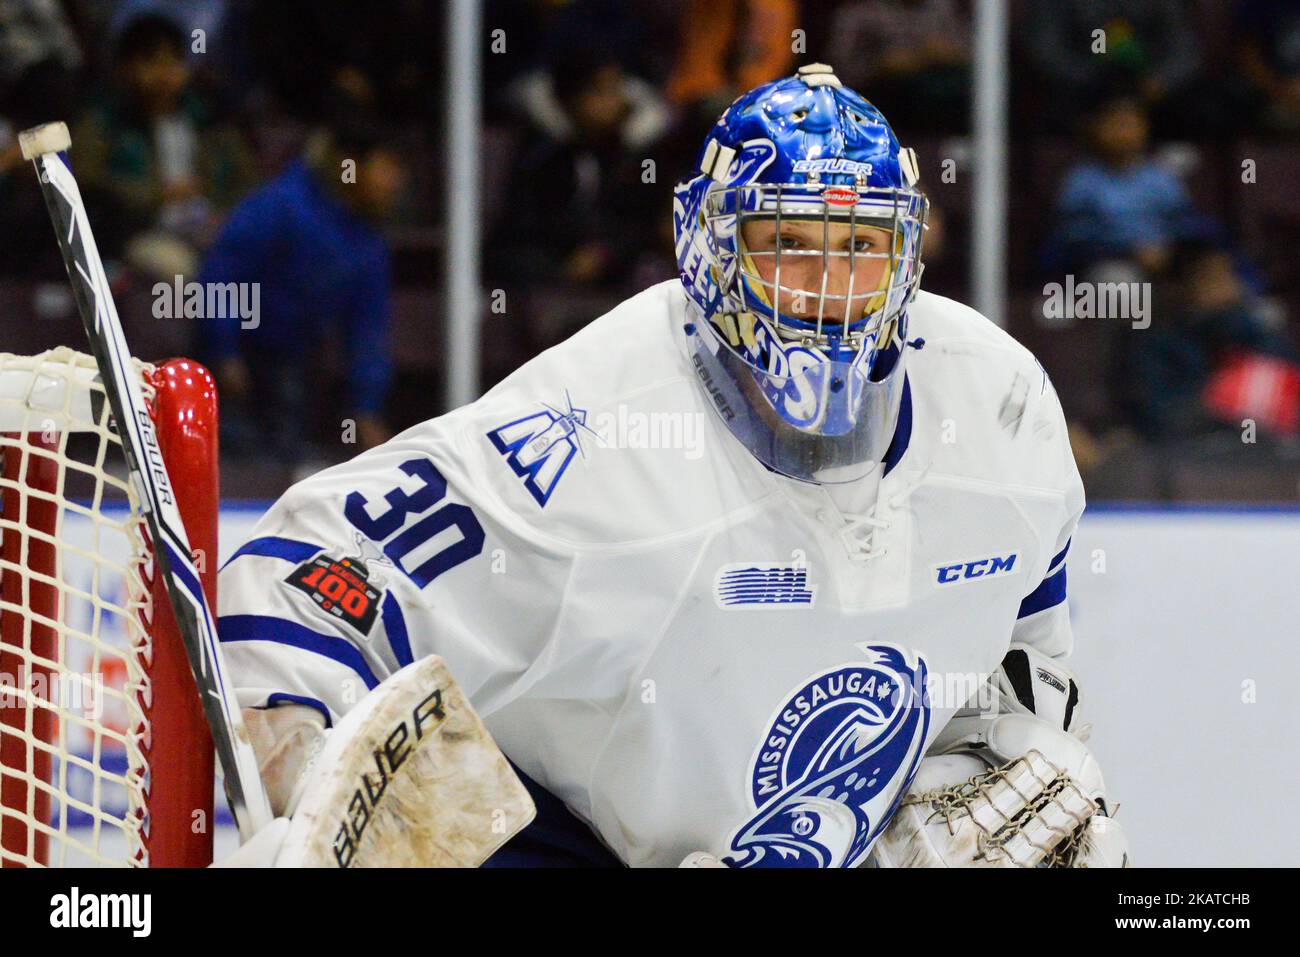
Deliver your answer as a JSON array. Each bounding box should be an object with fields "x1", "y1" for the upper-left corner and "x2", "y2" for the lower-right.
[{"x1": 673, "y1": 64, "x2": 928, "y2": 483}]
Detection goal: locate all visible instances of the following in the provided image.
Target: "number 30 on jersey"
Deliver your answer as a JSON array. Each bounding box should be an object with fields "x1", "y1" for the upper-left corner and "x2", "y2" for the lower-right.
[{"x1": 342, "y1": 457, "x2": 485, "y2": 589}]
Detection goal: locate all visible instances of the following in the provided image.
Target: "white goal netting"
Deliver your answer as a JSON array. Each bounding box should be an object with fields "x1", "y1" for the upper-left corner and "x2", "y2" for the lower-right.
[{"x1": 0, "y1": 347, "x2": 156, "y2": 867}]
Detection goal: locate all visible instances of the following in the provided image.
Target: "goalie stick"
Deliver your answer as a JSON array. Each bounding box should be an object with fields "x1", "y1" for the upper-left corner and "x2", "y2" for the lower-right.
[{"x1": 19, "y1": 121, "x2": 274, "y2": 843}]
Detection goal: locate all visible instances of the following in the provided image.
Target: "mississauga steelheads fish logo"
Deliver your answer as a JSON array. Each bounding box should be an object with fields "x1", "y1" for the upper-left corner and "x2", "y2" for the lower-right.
[{"x1": 724, "y1": 645, "x2": 930, "y2": 868}]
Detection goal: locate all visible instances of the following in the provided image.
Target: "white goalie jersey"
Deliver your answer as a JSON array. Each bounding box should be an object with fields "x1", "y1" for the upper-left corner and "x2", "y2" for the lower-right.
[{"x1": 218, "y1": 279, "x2": 1085, "y2": 868}]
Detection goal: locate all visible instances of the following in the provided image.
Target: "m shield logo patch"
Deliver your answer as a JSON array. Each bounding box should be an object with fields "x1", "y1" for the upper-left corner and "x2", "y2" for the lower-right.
[{"x1": 487, "y1": 391, "x2": 599, "y2": 507}]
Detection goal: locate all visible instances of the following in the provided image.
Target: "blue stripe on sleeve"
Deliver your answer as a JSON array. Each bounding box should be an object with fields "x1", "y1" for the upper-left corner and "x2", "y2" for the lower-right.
[
  {"x1": 1046, "y1": 537, "x2": 1072, "y2": 577},
  {"x1": 1017, "y1": 565, "x2": 1068, "y2": 620},
  {"x1": 264, "y1": 692, "x2": 334, "y2": 728},
  {"x1": 221, "y1": 536, "x2": 323, "y2": 570},
  {"x1": 218, "y1": 613, "x2": 380, "y2": 689},
  {"x1": 380, "y1": 594, "x2": 414, "y2": 669}
]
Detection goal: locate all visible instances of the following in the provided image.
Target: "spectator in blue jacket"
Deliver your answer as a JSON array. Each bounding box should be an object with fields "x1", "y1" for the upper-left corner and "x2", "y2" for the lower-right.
[
  {"x1": 1051, "y1": 95, "x2": 1199, "y2": 280},
  {"x1": 199, "y1": 110, "x2": 405, "y2": 458}
]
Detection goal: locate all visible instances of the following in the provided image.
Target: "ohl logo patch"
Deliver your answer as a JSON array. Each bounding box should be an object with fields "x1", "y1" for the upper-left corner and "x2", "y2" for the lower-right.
[
  {"x1": 486, "y1": 391, "x2": 599, "y2": 507},
  {"x1": 724, "y1": 645, "x2": 931, "y2": 868},
  {"x1": 714, "y1": 561, "x2": 816, "y2": 608}
]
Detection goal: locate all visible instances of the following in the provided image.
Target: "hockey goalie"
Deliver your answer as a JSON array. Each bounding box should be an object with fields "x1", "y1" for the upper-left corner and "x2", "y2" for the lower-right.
[{"x1": 218, "y1": 65, "x2": 1129, "y2": 868}]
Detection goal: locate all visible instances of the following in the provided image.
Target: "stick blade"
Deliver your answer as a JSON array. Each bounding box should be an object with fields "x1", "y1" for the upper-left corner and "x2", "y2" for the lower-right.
[{"x1": 19, "y1": 121, "x2": 71, "y2": 160}]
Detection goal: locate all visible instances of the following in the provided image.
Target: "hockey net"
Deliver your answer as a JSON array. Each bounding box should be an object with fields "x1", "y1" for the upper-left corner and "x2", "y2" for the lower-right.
[{"x1": 0, "y1": 347, "x2": 216, "y2": 867}]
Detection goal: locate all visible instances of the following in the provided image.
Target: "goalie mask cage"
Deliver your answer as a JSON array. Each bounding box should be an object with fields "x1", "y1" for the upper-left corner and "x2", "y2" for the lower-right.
[{"x1": 0, "y1": 347, "x2": 216, "y2": 867}]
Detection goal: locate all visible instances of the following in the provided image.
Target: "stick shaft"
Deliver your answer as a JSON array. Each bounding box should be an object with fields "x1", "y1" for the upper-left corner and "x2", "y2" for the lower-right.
[{"x1": 27, "y1": 143, "x2": 273, "y2": 841}]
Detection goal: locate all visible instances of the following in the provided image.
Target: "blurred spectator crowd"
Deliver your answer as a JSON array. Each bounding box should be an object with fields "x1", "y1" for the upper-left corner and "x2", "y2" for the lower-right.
[{"x1": 0, "y1": 0, "x2": 1297, "y2": 500}]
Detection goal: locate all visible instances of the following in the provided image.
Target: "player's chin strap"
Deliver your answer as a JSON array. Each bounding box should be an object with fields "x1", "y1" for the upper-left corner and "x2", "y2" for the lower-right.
[{"x1": 868, "y1": 645, "x2": 1130, "y2": 868}]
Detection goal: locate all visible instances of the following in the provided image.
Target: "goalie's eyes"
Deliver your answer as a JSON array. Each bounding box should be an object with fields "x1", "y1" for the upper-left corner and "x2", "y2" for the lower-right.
[{"x1": 776, "y1": 235, "x2": 884, "y2": 254}]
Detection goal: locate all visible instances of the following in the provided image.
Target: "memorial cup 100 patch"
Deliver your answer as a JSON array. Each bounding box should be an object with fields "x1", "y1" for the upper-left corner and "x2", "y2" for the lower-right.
[{"x1": 284, "y1": 552, "x2": 383, "y2": 637}]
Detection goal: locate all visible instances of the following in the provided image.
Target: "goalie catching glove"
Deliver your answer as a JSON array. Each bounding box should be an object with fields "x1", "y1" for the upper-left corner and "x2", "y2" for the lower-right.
[
  {"x1": 869, "y1": 644, "x2": 1129, "y2": 868},
  {"x1": 867, "y1": 714, "x2": 1128, "y2": 867}
]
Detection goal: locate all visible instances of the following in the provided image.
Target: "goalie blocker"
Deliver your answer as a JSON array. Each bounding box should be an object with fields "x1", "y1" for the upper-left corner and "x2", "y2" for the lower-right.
[{"x1": 221, "y1": 655, "x2": 535, "y2": 867}]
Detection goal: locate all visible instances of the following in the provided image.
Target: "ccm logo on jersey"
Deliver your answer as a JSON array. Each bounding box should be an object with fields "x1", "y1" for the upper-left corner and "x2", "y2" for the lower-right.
[{"x1": 933, "y1": 552, "x2": 1019, "y2": 586}]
